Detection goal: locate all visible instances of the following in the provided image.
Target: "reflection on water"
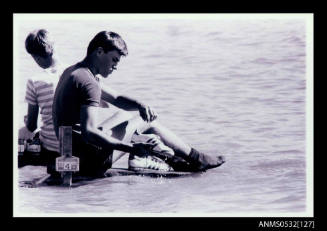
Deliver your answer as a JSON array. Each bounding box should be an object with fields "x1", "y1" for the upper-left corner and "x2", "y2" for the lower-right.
[{"x1": 15, "y1": 17, "x2": 309, "y2": 215}]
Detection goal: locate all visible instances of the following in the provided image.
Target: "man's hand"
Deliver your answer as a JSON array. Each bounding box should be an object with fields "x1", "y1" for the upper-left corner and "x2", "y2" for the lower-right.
[
  {"x1": 138, "y1": 104, "x2": 158, "y2": 122},
  {"x1": 131, "y1": 142, "x2": 155, "y2": 157},
  {"x1": 18, "y1": 126, "x2": 35, "y2": 140}
]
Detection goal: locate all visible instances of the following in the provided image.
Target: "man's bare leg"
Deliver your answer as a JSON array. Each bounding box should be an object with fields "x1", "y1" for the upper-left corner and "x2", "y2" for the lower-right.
[
  {"x1": 97, "y1": 107, "x2": 190, "y2": 156},
  {"x1": 98, "y1": 112, "x2": 151, "y2": 163},
  {"x1": 97, "y1": 108, "x2": 133, "y2": 131},
  {"x1": 97, "y1": 113, "x2": 189, "y2": 163},
  {"x1": 141, "y1": 120, "x2": 191, "y2": 156},
  {"x1": 140, "y1": 119, "x2": 225, "y2": 171},
  {"x1": 98, "y1": 113, "x2": 225, "y2": 170}
]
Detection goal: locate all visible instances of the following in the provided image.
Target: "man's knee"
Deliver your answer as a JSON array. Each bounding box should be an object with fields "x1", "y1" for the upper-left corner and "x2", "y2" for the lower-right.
[{"x1": 142, "y1": 119, "x2": 162, "y2": 134}]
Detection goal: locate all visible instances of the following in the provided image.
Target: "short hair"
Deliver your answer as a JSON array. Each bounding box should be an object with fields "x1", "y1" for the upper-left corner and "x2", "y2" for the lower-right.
[
  {"x1": 25, "y1": 29, "x2": 54, "y2": 57},
  {"x1": 87, "y1": 31, "x2": 128, "y2": 57}
]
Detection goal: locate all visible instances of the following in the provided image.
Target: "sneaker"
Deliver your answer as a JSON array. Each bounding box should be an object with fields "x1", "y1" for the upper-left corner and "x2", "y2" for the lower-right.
[
  {"x1": 131, "y1": 133, "x2": 174, "y2": 156},
  {"x1": 128, "y1": 154, "x2": 173, "y2": 171}
]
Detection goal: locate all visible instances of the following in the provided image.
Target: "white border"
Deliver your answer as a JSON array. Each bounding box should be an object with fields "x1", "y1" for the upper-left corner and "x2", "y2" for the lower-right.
[
  {"x1": 13, "y1": 13, "x2": 20, "y2": 217},
  {"x1": 305, "y1": 14, "x2": 314, "y2": 217},
  {"x1": 14, "y1": 13, "x2": 312, "y2": 21},
  {"x1": 13, "y1": 13, "x2": 314, "y2": 217}
]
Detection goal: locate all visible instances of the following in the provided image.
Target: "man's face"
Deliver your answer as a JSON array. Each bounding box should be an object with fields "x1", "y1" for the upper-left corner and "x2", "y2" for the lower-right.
[
  {"x1": 31, "y1": 54, "x2": 53, "y2": 69},
  {"x1": 97, "y1": 49, "x2": 121, "y2": 78}
]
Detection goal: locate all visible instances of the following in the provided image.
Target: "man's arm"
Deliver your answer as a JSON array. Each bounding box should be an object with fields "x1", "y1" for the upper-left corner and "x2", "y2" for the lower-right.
[
  {"x1": 21, "y1": 79, "x2": 39, "y2": 139},
  {"x1": 19, "y1": 104, "x2": 39, "y2": 140},
  {"x1": 25, "y1": 103, "x2": 39, "y2": 132},
  {"x1": 101, "y1": 85, "x2": 157, "y2": 122},
  {"x1": 101, "y1": 85, "x2": 141, "y2": 110}
]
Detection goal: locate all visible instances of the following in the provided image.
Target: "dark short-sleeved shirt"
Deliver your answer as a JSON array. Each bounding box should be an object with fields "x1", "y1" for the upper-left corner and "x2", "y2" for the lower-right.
[
  {"x1": 52, "y1": 63, "x2": 113, "y2": 176},
  {"x1": 52, "y1": 62, "x2": 101, "y2": 138}
]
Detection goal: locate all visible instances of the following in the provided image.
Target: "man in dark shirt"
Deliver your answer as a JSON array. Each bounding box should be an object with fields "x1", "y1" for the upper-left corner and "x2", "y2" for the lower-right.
[{"x1": 53, "y1": 31, "x2": 225, "y2": 177}]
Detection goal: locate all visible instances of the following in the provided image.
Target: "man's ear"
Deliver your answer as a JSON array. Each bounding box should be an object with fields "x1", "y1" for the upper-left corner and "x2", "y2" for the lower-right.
[{"x1": 96, "y1": 47, "x2": 104, "y2": 56}]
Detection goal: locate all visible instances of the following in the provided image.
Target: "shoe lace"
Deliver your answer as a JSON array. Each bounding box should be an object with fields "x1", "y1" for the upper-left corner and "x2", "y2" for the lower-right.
[{"x1": 146, "y1": 156, "x2": 170, "y2": 171}]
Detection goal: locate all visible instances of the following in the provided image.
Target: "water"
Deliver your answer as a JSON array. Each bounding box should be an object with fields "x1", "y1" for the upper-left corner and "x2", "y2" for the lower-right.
[{"x1": 14, "y1": 15, "x2": 311, "y2": 216}]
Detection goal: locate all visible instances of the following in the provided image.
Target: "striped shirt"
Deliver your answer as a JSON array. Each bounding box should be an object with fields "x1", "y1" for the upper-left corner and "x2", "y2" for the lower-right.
[{"x1": 25, "y1": 64, "x2": 65, "y2": 153}]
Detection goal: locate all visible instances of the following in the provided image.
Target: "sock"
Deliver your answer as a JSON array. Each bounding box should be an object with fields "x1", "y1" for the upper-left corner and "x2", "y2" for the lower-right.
[
  {"x1": 185, "y1": 148, "x2": 202, "y2": 168},
  {"x1": 186, "y1": 148, "x2": 225, "y2": 170},
  {"x1": 165, "y1": 155, "x2": 196, "y2": 172}
]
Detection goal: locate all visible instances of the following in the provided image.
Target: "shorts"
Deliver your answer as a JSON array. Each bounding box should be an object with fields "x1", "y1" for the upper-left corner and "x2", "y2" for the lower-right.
[
  {"x1": 45, "y1": 130, "x2": 113, "y2": 177},
  {"x1": 42, "y1": 147, "x2": 61, "y2": 175},
  {"x1": 71, "y1": 130, "x2": 113, "y2": 177}
]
